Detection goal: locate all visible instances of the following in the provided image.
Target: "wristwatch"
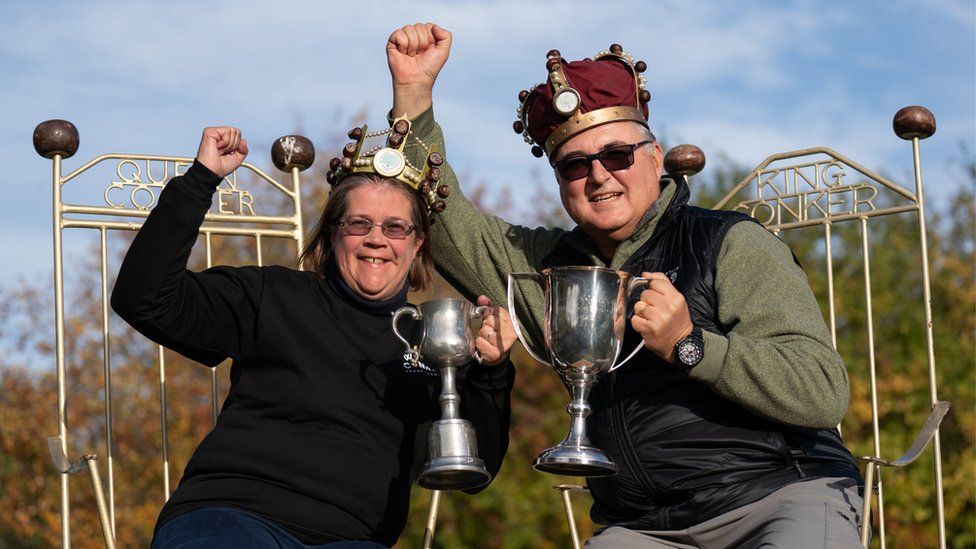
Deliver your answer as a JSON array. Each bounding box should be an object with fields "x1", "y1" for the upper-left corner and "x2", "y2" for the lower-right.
[{"x1": 674, "y1": 327, "x2": 704, "y2": 370}]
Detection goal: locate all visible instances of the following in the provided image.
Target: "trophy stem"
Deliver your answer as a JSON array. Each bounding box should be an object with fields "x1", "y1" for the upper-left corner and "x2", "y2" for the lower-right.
[
  {"x1": 420, "y1": 363, "x2": 491, "y2": 491},
  {"x1": 439, "y1": 365, "x2": 460, "y2": 420},
  {"x1": 533, "y1": 377, "x2": 618, "y2": 477},
  {"x1": 566, "y1": 380, "x2": 594, "y2": 448}
]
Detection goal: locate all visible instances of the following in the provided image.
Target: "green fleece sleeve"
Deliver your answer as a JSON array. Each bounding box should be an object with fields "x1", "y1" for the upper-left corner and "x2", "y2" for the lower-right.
[
  {"x1": 688, "y1": 221, "x2": 850, "y2": 428},
  {"x1": 405, "y1": 108, "x2": 563, "y2": 346}
]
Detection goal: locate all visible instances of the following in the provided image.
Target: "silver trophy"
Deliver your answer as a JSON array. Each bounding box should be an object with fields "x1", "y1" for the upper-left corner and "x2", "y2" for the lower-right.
[
  {"x1": 392, "y1": 298, "x2": 491, "y2": 490},
  {"x1": 508, "y1": 266, "x2": 647, "y2": 477}
]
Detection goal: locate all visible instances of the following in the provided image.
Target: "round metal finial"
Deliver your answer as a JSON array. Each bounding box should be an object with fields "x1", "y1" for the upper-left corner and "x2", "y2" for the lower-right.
[
  {"x1": 271, "y1": 135, "x2": 315, "y2": 172},
  {"x1": 664, "y1": 144, "x2": 706, "y2": 177},
  {"x1": 33, "y1": 119, "x2": 79, "y2": 159},
  {"x1": 893, "y1": 106, "x2": 936, "y2": 140}
]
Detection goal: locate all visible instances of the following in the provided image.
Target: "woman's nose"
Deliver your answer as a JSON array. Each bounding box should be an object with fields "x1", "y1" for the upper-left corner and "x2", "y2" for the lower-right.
[{"x1": 362, "y1": 224, "x2": 388, "y2": 245}]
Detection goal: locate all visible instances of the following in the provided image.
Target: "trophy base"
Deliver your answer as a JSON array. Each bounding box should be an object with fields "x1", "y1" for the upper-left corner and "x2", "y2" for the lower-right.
[
  {"x1": 418, "y1": 456, "x2": 491, "y2": 490},
  {"x1": 533, "y1": 445, "x2": 619, "y2": 477},
  {"x1": 418, "y1": 419, "x2": 491, "y2": 490}
]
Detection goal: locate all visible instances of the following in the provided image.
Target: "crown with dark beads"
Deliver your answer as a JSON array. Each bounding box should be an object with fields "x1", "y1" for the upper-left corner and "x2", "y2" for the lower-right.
[
  {"x1": 326, "y1": 116, "x2": 449, "y2": 217},
  {"x1": 514, "y1": 44, "x2": 651, "y2": 158}
]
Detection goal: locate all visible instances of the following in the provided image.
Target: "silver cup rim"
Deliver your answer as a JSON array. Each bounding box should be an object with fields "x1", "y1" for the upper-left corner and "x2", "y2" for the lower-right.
[{"x1": 541, "y1": 265, "x2": 633, "y2": 278}]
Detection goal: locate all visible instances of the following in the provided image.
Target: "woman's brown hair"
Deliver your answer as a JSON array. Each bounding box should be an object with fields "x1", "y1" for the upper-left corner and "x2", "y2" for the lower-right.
[{"x1": 299, "y1": 175, "x2": 433, "y2": 291}]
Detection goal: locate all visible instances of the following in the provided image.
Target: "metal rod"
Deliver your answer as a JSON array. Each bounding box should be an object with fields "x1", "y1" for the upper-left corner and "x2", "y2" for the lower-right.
[
  {"x1": 62, "y1": 219, "x2": 295, "y2": 238},
  {"x1": 824, "y1": 222, "x2": 837, "y2": 350},
  {"x1": 205, "y1": 232, "x2": 218, "y2": 427},
  {"x1": 561, "y1": 488, "x2": 581, "y2": 549},
  {"x1": 861, "y1": 462, "x2": 875, "y2": 548},
  {"x1": 158, "y1": 345, "x2": 170, "y2": 499},
  {"x1": 760, "y1": 205, "x2": 919, "y2": 232},
  {"x1": 99, "y1": 229, "x2": 116, "y2": 534},
  {"x1": 911, "y1": 137, "x2": 946, "y2": 549},
  {"x1": 255, "y1": 233, "x2": 263, "y2": 267},
  {"x1": 824, "y1": 221, "x2": 842, "y2": 435},
  {"x1": 53, "y1": 153, "x2": 71, "y2": 548},
  {"x1": 291, "y1": 166, "x2": 305, "y2": 268},
  {"x1": 62, "y1": 204, "x2": 297, "y2": 226},
  {"x1": 860, "y1": 217, "x2": 886, "y2": 547},
  {"x1": 84, "y1": 457, "x2": 117, "y2": 549},
  {"x1": 422, "y1": 490, "x2": 441, "y2": 549}
]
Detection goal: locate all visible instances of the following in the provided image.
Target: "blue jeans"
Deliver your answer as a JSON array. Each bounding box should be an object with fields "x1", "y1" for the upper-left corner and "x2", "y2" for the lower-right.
[{"x1": 151, "y1": 508, "x2": 388, "y2": 549}]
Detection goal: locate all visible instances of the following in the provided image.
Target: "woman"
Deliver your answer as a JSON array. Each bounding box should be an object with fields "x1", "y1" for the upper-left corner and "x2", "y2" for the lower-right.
[{"x1": 111, "y1": 126, "x2": 516, "y2": 548}]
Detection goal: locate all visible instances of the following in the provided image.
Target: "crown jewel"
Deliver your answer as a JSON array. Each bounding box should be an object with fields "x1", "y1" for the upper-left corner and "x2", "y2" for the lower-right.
[{"x1": 327, "y1": 116, "x2": 448, "y2": 217}]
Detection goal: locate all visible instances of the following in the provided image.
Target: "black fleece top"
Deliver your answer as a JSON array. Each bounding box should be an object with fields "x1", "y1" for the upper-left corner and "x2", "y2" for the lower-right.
[{"x1": 111, "y1": 161, "x2": 514, "y2": 546}]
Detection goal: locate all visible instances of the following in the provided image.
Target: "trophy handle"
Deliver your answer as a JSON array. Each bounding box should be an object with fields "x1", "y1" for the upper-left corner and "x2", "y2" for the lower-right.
[
  {"x1": 507, "y1": 272, "x2": 552, "y2": 367},
  {"x1": 392, "y1": 306, "x2": 423, "y2": 366},
  {"x1": 610, "y1": 275, "x2": 650, "y2": 372},
  {"x1": 471, "y1": 305, "x2": 489, "y2": 364}
]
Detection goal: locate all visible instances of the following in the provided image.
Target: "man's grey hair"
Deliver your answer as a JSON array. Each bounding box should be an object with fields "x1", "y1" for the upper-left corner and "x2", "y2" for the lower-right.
[{"x1": 633, "y1": 121, "x2": 657, "y2": 143}]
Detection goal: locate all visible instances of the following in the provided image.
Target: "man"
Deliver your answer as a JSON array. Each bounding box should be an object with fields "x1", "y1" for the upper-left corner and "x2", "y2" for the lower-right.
[{"x1": 385, "y1": 23, "x2": 865, "y2": 548}]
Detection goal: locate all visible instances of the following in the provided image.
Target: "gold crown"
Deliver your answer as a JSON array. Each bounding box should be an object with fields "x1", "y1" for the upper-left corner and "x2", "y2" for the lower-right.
[{"x1": 326, "y1": 116, "x2": 449, "y2": 217}]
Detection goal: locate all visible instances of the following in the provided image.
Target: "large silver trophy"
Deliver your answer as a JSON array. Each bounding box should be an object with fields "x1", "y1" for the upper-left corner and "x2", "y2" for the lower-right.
[
  {"x1": 508, "y1": 266, "x2": 647, "y2": 477},
  {"x1": 392, "y1": 299, "x2": 491, "y2": 490}
]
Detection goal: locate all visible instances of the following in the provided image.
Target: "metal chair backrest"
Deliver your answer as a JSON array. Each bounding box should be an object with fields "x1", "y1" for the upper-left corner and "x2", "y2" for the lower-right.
[
  {"x1": 35, "y1": 119, "x2": 314, "y2": 547},
  {"x1": 556, "y1": 105, "x2": 948, "y2": 549},
  {"x1": 701, "y1": 104, "x2": 946, "y2": 548}
]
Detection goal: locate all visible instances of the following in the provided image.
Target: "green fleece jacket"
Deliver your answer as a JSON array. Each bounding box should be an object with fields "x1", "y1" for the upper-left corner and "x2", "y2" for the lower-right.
[{"x1": 406, "y1": 108, "x2": 849, "y2": 429}]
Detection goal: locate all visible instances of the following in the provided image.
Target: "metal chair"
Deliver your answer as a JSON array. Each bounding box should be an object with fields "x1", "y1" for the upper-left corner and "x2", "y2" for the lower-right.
[
  {"x1": 36, "y1": 119, "x2": 314, "y2": 547},
  {"x1": 555, "y1": 106, "x2": 950, "y2": 548}
]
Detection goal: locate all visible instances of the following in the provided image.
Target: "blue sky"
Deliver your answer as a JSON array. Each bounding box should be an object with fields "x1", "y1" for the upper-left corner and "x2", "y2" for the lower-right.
[{"x1": 1, "y1": 0, "x2": 973, "y2": 287}]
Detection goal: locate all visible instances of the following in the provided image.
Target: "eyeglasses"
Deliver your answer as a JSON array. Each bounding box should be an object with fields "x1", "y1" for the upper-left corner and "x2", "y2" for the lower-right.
[
  {"x1": 335, "y1": 218, "x2": 417, "y2": 240},
  {"x1": 551, "y1": 140, "x2": 652, "y2": 181}
]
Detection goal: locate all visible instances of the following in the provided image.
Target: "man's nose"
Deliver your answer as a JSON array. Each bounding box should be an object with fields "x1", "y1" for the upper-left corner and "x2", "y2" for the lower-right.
[{"x1": 588, "y1": 157, "x2": 611, "y2": 184}]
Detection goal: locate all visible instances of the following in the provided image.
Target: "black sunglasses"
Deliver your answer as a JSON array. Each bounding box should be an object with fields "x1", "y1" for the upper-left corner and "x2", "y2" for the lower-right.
[{"x1": 551, "y1": 140, "x2": 652, "y2": 181}]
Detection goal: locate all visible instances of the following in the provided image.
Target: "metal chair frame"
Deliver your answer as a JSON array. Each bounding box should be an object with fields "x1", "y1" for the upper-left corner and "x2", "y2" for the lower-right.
[
  {"x1": 36, "y1": 121, "x2": 312, "y2": 547},
  {"x1": 556, "y1": 108, "x2": 949, "y2": 549}
]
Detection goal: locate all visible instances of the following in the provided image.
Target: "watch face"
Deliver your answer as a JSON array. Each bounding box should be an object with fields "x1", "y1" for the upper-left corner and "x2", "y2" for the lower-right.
[
  {"x1": 372, "y1": 148, "x2": 405, "y2": 177},
  {"x1": 552, "y1": 88, "x2": 581, "y2": 116},
  {"x1": 677, "y1": 339, "x2": 703, "y2": 367}
]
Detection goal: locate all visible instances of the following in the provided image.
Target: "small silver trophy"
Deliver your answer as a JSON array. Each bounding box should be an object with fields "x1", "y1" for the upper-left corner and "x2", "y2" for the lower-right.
[
  {"x1": 392, "y1": 298, "x2": 491, "y2": 490},
  {"x1": 508, "y1": 266, "x2": 647, "y2": 477}
]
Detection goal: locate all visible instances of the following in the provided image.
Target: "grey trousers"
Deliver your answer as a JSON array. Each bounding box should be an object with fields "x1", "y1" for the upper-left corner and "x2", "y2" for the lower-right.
[{"x1": 583, "y1": 477, "x2": 866, "y2": 549}]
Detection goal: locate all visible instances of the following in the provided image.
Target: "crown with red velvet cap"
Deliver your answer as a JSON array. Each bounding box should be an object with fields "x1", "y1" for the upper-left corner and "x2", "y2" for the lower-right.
[{"x1": 513, "y1": 44, "x2": 651, "y2": 158}]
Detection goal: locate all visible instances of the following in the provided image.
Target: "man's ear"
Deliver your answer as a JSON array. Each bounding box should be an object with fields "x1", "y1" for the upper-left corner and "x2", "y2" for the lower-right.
[{"x1": 651, "y1": 141, "x2": 664, "y2": 177}]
